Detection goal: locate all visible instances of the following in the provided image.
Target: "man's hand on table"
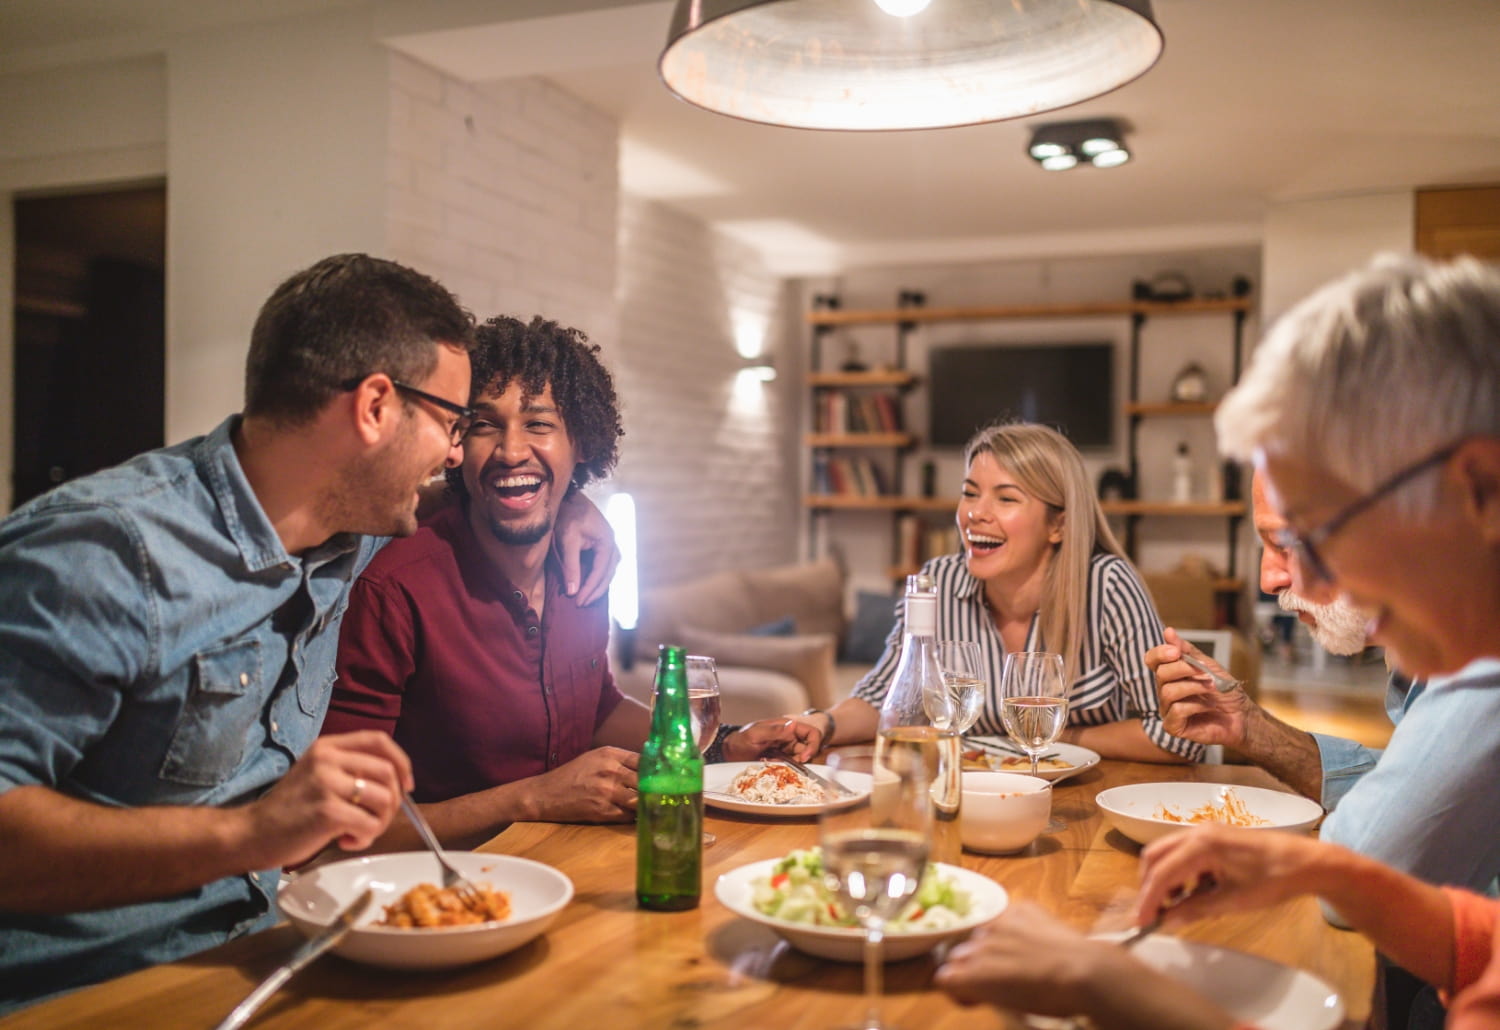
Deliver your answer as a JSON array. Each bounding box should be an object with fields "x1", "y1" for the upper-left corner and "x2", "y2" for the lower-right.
[
  {"x1": 523, "y1": 746, "x2": 640, "y2": 823},
  {"x1": 1147, "y1": 627, "x2": 1258, "y2": 748},
  {"x1": 722, "y1": 718, "x2": 825, "y2": 763}
]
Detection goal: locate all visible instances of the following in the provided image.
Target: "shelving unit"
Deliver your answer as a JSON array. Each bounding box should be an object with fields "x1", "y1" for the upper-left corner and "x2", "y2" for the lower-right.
[{"x1": 803, "y1": 292, "x2": 1255, "y2": 596}]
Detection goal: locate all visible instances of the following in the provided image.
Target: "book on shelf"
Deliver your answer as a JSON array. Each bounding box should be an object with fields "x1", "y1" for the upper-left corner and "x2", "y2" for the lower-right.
[
  {"x1": 925, "y1": 525, "x2": 961, "y2": 561},
  {"x1": 897, "y1": 513, "x2": 922, "y2": 571}
]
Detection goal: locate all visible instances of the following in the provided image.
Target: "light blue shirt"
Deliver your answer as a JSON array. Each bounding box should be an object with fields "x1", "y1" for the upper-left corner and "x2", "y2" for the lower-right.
[
  {"x1": 1316, "y1": 659, "x2": 1500, "y2": 894},
  {"x1": 0, "y1": 416, "x2": 381, "y2": 1010}
]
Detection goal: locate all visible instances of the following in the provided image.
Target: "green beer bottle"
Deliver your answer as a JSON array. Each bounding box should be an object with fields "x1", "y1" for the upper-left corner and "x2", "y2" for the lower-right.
[{"x1": 636, "y1": 644, "x2": 703, "y2": 910}]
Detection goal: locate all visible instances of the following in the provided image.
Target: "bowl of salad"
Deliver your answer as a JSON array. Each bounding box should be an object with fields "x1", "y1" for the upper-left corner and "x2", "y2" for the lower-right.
[{"x1": 714, "y1": 847, "x2": 1007, "y2": 962}]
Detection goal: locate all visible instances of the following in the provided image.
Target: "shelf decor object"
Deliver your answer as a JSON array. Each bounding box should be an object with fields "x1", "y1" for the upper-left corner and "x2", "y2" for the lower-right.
[{"x1": 658, "y1": 0, "x2": 1163, "y2": 131}]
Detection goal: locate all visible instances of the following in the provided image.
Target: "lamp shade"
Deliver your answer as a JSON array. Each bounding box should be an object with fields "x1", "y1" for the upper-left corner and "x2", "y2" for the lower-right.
[{"x1": 659, "y1": 0, "x2": 1163, "y2": 131}]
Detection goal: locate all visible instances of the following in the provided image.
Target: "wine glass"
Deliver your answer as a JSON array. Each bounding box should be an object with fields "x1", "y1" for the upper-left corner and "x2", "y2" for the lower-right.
[
  {"x1": 999, "y1": 651, "x2": 1069, "y2": 778},
  {"x1": 924, "y1": 641, "x2": 984, "y2": 737},
  {"x1": 819, "y1": 747, "x2": 933, "y2": 1030},
  {"x1": 680, "y1": 655, "x2": 722, "y2": 845}
]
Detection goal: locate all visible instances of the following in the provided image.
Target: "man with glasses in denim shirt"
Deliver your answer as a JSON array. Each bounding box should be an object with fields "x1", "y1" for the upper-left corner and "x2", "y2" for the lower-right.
[{"x1": 0, "y1": 255, "x2": 617, "y2": 1011}]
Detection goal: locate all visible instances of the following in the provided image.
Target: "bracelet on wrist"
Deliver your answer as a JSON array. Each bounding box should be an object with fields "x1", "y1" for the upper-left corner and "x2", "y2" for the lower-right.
[
  {"x1": 802, "y1": 707, "x2": 836, "y2": 749},
  {"x1": 703, "y1": 722, "x2": 739, "y2": 764}
]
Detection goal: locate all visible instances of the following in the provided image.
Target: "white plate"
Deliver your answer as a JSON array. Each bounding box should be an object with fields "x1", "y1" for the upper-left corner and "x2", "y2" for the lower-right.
[
  {"x1": 1095, "y1": 782, "x2": 1325, "y2": 846},
  {"x1": 277, "y1": 851, "x2": 573, "y2": 970},
  {"x1": 1090, "y1": 934, "x2": 1345, "y2": 1030},
  {"x1": 704, "y1": 762, "x2": 873, "y2": 815},
  {"x1": 962, "y1": 739, "x2": 1102, "y2": 783},
  {"x1": 714, "y1": 858, "x2": 1006, "y2": 962}
]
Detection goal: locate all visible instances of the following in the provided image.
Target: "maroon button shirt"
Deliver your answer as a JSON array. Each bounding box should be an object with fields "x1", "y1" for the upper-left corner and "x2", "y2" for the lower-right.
[{"x1": 323, "y1": 504, "x2": 622, "y2": 803}]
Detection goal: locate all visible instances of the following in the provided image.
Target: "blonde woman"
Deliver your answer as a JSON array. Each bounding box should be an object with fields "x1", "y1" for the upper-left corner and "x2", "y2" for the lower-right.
[{"x1": 807, "y1": 421, "x2": 1197, "y2": 763}]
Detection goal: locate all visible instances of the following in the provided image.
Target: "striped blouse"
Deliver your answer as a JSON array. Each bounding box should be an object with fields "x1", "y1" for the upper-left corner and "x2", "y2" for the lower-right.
[{"x1": 850, "y1": 551, "x2": 1201, "y2": 761}]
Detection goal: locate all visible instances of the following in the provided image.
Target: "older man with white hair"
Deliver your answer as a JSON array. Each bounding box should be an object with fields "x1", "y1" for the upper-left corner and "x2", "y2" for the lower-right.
[
  {"x1": 1148, "y1": 469, "x2": 1391, "y2": 803},
  {"x1": 936, "y1": 253, "x2": 1500, "y2": 1030}
]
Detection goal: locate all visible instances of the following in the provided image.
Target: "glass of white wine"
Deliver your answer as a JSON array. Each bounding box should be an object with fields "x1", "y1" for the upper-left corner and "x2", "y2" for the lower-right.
[
  {"x1": 661, "y1": 654, "x2": 722, "y2": 845},
  {"x1": 819, "y1": 747, "x2": 933, "y2": 1030},
  {"x1": 999, "y1": 651, "x2": 1069, "y2": 778},
  {"x1": 926, "y1": 640, "x2": 984, "y2": 737}
]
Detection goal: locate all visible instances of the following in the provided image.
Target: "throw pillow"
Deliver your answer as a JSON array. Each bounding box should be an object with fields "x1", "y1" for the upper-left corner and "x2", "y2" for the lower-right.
[
  {"x1": 843, "y1": 590, "x2": 899, "y2": 665},
  {"x1": 677, "y1": 624, "x2": 837, "y2": 710}
]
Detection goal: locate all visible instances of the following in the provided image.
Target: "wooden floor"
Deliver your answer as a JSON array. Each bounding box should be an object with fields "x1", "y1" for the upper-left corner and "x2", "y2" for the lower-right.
[
  {"x1": 1256, "y1": 651, "x2": 1394, "y2": 749},
  {"x1": 1260, "y1": 687, "x2": 1393, "y2": 749}
]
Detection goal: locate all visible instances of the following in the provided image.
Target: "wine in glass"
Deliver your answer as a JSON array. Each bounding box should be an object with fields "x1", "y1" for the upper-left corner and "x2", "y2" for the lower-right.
[
  {"x1": 924, "y1": 640, "x2": 984, "y2": 737},
  {"x1": 657, "y1": 655, "x2": 721, "y2": 845},
  {"x1": 819, "y1": 748, "x2": 933, "y2": 1030},
  {"x1": 999, "y1": 651, "x2": 1069, "y2": 777},
  {"x1": 684, "y1": 654, "x2": 722, "y2": 754}
]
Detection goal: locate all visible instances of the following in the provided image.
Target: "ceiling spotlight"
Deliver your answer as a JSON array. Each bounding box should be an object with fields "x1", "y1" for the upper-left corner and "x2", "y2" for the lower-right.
[
  {"x1": 659, "y1": 0, "x2": 1163, "y2": 132},
  {"x1": 1028, "y1": 118, "x2": 1132, "y2": 171}
]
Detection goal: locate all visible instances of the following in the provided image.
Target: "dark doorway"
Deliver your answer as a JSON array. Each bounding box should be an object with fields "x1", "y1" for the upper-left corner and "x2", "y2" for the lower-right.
[{"x1": 12, "y1": 184, "x2": 166, "y2": 508}]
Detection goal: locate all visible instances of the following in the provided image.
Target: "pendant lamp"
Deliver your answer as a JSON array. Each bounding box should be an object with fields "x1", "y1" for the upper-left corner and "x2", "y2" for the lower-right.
[{"x1": 659, "y1": 0, "x2": 1163, "y2": 131}]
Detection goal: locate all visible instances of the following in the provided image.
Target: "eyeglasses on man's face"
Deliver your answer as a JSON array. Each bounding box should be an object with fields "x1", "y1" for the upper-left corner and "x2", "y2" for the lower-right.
[
  {"x1": 1270, "y1": 439, "x2": 1464, "y2": 587},
  {"x1": 340, "y1": 376, "x2": 475, "y2": 446}
]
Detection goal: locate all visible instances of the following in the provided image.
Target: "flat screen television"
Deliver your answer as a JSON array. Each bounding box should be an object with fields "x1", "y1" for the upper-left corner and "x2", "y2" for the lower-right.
[{"x1": 927, "y1": 342, "x2": 1114, "y2": 448}]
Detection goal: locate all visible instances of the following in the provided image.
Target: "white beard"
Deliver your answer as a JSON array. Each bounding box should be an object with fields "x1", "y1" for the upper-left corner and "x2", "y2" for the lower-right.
[{"x1": 1278, "y1": 591, "x2": 1371, "y2": 656}]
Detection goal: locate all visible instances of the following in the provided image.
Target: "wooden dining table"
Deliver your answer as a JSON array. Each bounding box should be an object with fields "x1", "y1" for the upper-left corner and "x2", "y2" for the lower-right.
[{"x1": 2, "y1": 759, "x2": 1374, "y2": 1029}]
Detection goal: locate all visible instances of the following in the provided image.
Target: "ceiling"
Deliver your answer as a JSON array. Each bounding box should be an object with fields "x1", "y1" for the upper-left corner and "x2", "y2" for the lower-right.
[{"x1": 6, "y1": 0, "x2": 1500, "y2": 275}]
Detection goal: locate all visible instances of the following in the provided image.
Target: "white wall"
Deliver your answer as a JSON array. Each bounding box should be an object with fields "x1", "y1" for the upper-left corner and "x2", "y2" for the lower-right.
[
  {"x1": 0, "y1": 55, "x2": 168, "y2": 512},
  {"x1": 385, "y1": 55, "x2": 618, "y2": 338},
  {"x1": 166, "y1": 8, "x2": 391, "y2": 441},
  {"x1": 617, "y1": 196, "x2": 799, "y2": 589},
  {"x1": 1262, "y1": 190, "x2": 1414, "y2": 325},
  {"x1": 797, "y1": 246, "x2": 1261, "y2": 599}
]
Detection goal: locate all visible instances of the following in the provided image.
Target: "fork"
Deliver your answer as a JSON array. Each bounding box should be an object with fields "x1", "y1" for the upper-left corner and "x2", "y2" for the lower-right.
[{"x1": 400, "y1": 792, "x2": 485, "y2": 910}]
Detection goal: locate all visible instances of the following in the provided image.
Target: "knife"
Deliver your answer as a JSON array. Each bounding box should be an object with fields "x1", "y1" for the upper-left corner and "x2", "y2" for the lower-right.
[
  {"x1": 783, "y1": 758, "x2": 857, "y2": 799},
  {"x1": 213, "y1": 887, "x2": 375, "y2": 1030}
]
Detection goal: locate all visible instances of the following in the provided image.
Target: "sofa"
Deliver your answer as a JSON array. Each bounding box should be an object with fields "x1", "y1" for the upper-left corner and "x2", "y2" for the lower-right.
[{"x1": 613, "y1": 557, "x2": 880, "y2": 724}]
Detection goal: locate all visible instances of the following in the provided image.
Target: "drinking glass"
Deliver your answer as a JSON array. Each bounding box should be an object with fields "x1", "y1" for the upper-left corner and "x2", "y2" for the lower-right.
[
  {"x1": 819, "y1": 748, "x2": 933, "y2": 1030},
  {"x1": 923, "y1": 640, "x2": 985, "y2": 736},
  {"x1": 999, "y1": 651, "x2": 1069, "y2": 777},
  {"x1": 664, "y1": 654, "x2": 719, "y2": 845}
]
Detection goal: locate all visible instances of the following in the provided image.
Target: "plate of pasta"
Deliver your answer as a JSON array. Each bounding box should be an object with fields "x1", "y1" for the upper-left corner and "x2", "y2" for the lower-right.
[
  {"x1": 277, "y1": 851, "x2": 573, "y2": 969},
  {"x1": 1095, "y1": 783, "x2": 1324, "y2": 846}
]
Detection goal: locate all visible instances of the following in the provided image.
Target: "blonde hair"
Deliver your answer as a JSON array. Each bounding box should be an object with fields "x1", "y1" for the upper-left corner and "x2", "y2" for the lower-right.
[{"x1": 963, "y1": 421, "x2": 1128, "y2": 683}]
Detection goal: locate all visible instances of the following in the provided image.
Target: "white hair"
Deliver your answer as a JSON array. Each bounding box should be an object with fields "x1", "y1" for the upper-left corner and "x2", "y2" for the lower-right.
[{"x1": 1217, "y1": 253, "x2": 1500, "y2": 517}]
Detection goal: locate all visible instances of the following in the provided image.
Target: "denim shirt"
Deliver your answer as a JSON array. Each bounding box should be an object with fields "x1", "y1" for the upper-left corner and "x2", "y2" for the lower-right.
[{"x1": 0, "y1": 416, "x2": 381, "y2": 1010}]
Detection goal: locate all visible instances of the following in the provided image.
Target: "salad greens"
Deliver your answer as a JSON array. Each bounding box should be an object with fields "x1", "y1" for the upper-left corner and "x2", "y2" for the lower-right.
[{"x1": 750, "y1": 847, "x2": 972, "y2": 931}]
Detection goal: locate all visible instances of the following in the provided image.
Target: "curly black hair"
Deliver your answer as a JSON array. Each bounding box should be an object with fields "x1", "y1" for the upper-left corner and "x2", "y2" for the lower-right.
[{"x1": 445, "y1": 314, "x2": 623, "y2": 499}]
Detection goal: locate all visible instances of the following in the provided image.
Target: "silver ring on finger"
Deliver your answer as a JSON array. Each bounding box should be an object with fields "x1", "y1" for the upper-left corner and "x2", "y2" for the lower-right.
[{"x1": 349, "y1": 776, "x2": 367, "y2": 808}]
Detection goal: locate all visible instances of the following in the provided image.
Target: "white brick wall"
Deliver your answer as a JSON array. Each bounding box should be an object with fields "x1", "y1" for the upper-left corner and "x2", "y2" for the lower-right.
[
  {"x1": 384, "y1": 53, "x2": 618, "y2": 342},
  {"x1": 616, "y1": 197, "x2": 799, "y2": 590}
]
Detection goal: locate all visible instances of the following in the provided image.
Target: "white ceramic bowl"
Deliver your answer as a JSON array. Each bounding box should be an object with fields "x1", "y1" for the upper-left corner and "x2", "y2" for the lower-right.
[
  {"x1": 277, "y1": 851, "x2": 573, "y2": 970},
  {"x1": 715, "y1": 858, "x2": 1007, "y2": 962},
  {"x1": 960, "y1": 772, "x2": 1052, "y2": 854},
  {"x1": 1095, "y1": 782, "x2": 1324, "y2": 846}
]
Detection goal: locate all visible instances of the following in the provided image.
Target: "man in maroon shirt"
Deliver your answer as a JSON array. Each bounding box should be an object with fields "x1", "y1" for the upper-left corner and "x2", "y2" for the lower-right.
[{"x1": 325, "y1": 315, "x2": 812, "y2": 848}]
